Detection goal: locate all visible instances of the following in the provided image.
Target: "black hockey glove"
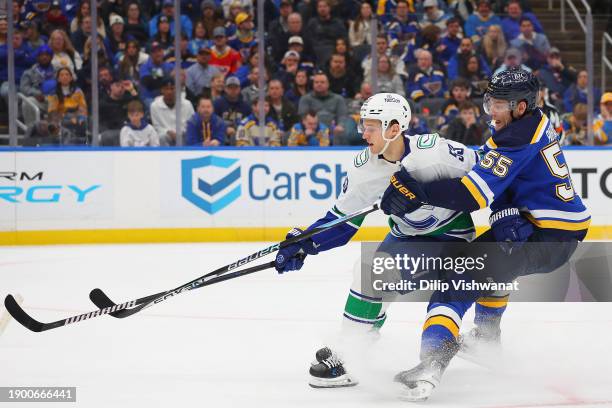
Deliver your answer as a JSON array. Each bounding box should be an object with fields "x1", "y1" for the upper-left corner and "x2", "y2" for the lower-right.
[
  {"x1": 380, "y1": 167, "x2": 427, "y2": 216},
  {"x1": 275, "y1": 228, "x2": 319, "y2": 274},
  {"x1": 489, "y1": 208, "x2": 534, "y2": 255}
]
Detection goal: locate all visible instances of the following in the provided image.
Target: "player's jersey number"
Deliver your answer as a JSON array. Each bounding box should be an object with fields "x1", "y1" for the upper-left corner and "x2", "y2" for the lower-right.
[
  {"x1": 540, "y1": 141, "x2": 575, "y2": 202},
  {"x1": 479, "y1": 150, "x2": 513, "y2": 177}
]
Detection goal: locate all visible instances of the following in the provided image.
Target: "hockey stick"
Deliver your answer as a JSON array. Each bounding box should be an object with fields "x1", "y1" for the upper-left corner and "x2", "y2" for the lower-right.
[
  {"x1": 4, "y1": 261, "x2": 275, "y2": 333},
  {"x1": 90, "y1": 202, "x2": 379, "y2": 318},
  {"x1": 5, "y1": 203, "x2": 378, "y2": 332}
]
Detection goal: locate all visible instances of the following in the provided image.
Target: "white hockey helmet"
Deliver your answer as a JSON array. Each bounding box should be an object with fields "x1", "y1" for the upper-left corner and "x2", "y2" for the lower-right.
[{"x1": 359, "y1": 93, "x2": 411, "y2": 154}]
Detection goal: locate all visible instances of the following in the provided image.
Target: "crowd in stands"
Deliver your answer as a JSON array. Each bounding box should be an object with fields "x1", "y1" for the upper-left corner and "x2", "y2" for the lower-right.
[{"x1": 0, "y1": 0, "x2": 610, "y2": 146}]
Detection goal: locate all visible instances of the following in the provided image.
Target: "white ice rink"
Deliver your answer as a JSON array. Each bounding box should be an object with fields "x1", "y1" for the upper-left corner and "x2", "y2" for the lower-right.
[{"x1": 1, "y1": 242, "x2": 612, "y2": 408}]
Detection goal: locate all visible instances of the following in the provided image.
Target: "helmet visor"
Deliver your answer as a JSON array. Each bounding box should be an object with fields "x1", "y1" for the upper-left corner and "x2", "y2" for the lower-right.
[
  {"x1": 358, "y1": 118, "x2": 382, "y2": 134},
  {"x1": 483, "y1": 93, "x2": 511, "y2": 115}
]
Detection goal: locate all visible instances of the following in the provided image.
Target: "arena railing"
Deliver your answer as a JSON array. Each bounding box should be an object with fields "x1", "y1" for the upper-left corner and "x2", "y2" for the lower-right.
[{"x1": 560, "y1": 0, "x2": 595, "y2": 144}]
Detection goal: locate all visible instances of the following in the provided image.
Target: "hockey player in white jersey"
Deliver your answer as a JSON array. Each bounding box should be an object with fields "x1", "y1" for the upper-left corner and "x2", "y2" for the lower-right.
[{"x1": 274, "y1": 93, "x2": 490, "y2": 401}]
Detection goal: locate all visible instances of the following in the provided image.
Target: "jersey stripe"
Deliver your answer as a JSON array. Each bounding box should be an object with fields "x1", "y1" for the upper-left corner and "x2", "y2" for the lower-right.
[
  {"x1": 425, "y1": 305, "x2": 462, "y2": 328},
  {"x1": 524, "y1": 213, "x2": 591, "y2": 231},
  {"x1": 530, "y1": 114, "x2": 549, "y2": 144},
  {"x1": 527, "y1": 208, "x2": 591, "y2": 221},
  {"x1": 461, "y1": 176, "x2": 487, "y2": 209},
  {"x1": 485, "y1": 137, "x2": 498, "y2": 149}
]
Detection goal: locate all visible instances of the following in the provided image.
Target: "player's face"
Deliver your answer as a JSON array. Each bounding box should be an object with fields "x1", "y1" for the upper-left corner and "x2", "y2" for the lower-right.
[
  {"x1": 484, "y1": 95, "x2": 512, "y2": 131},
  {"x1": 360, "y1": 119, "x2": 384, "y2": 154}
]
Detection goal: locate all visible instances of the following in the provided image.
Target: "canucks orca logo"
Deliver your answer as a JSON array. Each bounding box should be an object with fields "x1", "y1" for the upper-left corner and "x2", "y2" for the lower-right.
[{"x1": 181, "y1": 156, "x2": 241, "y2": 214}]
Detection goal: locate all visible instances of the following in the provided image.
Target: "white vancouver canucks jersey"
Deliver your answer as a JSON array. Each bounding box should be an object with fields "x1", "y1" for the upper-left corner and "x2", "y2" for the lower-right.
[{"x1": 334, "y1": 133, "x2": 478, "y2": 241}]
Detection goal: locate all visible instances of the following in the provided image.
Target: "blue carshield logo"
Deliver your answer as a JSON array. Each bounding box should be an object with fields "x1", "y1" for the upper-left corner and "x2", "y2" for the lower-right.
[{"x1": 181, "y1": 156, "x2": 241, "y2": 214}]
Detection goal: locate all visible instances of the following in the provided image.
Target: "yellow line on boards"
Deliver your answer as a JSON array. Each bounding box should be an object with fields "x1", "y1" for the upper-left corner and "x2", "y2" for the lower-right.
[{"x1": 0, "y1": 226, "x2": 610, "y2": 246}]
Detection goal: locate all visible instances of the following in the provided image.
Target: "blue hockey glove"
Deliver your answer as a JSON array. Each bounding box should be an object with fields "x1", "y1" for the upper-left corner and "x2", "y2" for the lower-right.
[
  {"x1": 489, "y1": 208, "x2": 534, "y2": 255},
  {"x1": 380, "y1": 167, "x2": 427, "y2": 216},
  {"x1": 275, "y1": 228, "x2": 320, "y2": 274}
]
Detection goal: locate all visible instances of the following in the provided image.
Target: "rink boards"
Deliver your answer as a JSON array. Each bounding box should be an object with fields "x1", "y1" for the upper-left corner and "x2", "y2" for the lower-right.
[{"x1": 0, "y1": 146, "x2": 610, "y2": 244}]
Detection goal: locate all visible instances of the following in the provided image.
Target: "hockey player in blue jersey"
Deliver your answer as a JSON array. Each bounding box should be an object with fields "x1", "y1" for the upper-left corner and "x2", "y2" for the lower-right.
[{"x1": 379, "y1": 68, "x2": 590, "y2": 398}]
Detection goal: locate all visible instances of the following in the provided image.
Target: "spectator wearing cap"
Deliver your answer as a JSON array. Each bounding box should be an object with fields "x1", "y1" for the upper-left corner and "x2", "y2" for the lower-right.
[
  {"x1": 45, "y1": 0, "x2": 70, "y2": 33},
  {"x1": 149, "y1": 0, "x2": 193, "y2": 40},
  {"x1": 235, "y1": 98, "x2": 282, "y2": 146},
  {"x1": 123, "y1": 1, "x2": 149, "y2": 44},
  {"x1": 188, "y1": 20, "x2": 213, "y2": 56},
  {"x1": 267, "y1": 79, "x2": 300, "y2": 133},
  {"x1": 563, "y1": 70, "x2": 602, "y2": 114},
  {"x1": 107, "y1": 13, "x2": 129, "y2": 58},
  {"x1": 0, "y1": 28, "x2": 34, "y2": 103},
  {"x1": 209, "y1": 26, "x2": 242, "y2": 75},
  {"x1": 304, "y1": 0, "x2": 347, "y2": 65},
  {"x1": 99, "y1": 76, "x2": 140, "y2": 145},
  {"x1": 464, "y1": 0, "x2": 501, "y2": 43},
  {"x1": 447, "y1": 37, "x2": 491, "y2": 80},
  {"x1": 139, "y1": 42, "x2": 173, "y2": 107},
  {"x1": 151, "y1": 78, "x2": 195, "y2": 145},
  {"x1": 186, "y1": 46, "x2": 221, "y2": 98},
  {"x1": 419, "y1": 0, "x2": 451, "y2": 32},
  {"x1": 213, "y1": 75, "x2": 252, "y2": 141},
  {"x1": 228, "y1": 12, "x2": 256, "y2": 56},
  {"x1": 298, "y1": 71, "x2": 350, "y2": 143},
  {"x1": 594, "y1": 92, "x2": 612, "y2": 145},
  {"x1": 501, "y1": 0, "x2": 544, "y2": 41},
  {"x1": 287, "y1": 110, "x2": 330, "y2": 146},
  {"x1": 120, "y1": 100, "x2": 160, "y2": 147},
  {"x1": 271, "y1": 12, "x2": 312, "y2": 64},
  {"x1": 274, "y1": 50, "x2": 300, "y2": 90},
  {"x1": 19, "y1": 44, "x2": 55, "y2": 125},
  {"x1": 241, "y1": 66, "x2": 268, "y2": 105},
  {"x1": 324, "y1": 53, "x2": 358, "y2": 98},
  {"x1": 385, "y1": 0, "x2": 419, "y2": 52},
  {"x1": 287, "y1": 35, "x2": 314, "y2": 68},
  {"x1": 493, "y1": 47, "x2": 532, "y2": 75},
  {"x1": 406, "y1": 49, "x2": 447, "y2": 101},
  {"x1": 438, "y1": 18, "x2": 462, "y2": 63},
  {"x1": 510, "y1": 17, "x2": 551, "y2": 69},
  {"x1": 186, "y1": 95, "x2": 226, "y2": 145},
  {"x1": 536, "y1": 47, "x2": 576, "y2": 105}
]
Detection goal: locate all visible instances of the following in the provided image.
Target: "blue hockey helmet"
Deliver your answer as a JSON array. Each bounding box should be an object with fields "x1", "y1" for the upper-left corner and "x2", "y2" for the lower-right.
[{"x1": 483, "y1": 68, "x2": 539, "y2": 115}]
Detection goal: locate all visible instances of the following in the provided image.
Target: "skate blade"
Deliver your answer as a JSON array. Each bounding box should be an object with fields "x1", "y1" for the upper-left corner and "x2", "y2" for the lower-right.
[
  {"x1": 308, "y1": 374, "x2": 358, "y2": 388},
  {"x1": 397, "y1": 380, "x2": 435, "y2": 402}
]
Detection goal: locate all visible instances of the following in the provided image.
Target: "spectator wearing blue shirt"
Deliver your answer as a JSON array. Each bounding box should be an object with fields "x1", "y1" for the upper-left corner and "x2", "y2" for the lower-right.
[
  {"x1": 0, "y1": 28, "x2": 34, "y2": 103},
  {"x1": 406, "y1": 49, "x2": 447, "y2": 101},
  {"x1": 214, "y1": 76, "x2": 252, "y2": 142},
  {"x1": 563, "y1": 70, "x2": 602, "y2": 114},
  {"x1": 510, "y1": 17, "x2": 551, "y2": 69},
  {"x1": 188, "y1": 20, "x2": 213, "y2": 56},
  {"x1": 149, "y1": 0, "x2": 194, "y2": 40},
  {"x1": 186, "y1": 46, "x2": 220, "y2": 98},
  {"x1": 419, "y1": 0, "x2": 451, "y2": 32},
  {"x1": 228, "y1": 12, "x2": 256, "y2": 59},
  {"x1": 464, "y1": 0, "x2": 502, "y2": 43},
  {"x1": 19, "y1": 44, "x2": 55, "y2": 125},
  {"x1": 186, "y1": 95, "x2": 226, "y2": 146},
  {"x1": 139, "y1": 42, "x2": 173, "y2": 108},
  {"x1": 438, "y1": 18, "x2": 462, "y2": 64},
  {"x1": 501, "y1": 0, "x2": 544, "y2": 41}
]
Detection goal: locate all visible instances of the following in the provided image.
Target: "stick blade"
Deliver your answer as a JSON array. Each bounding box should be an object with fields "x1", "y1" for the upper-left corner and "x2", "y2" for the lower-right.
[{"x1": 4, "y1": 294, "x2": 45, "y2": 333}]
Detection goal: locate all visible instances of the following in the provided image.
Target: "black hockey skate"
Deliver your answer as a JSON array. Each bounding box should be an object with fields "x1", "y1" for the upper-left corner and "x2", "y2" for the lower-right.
[
  {"x1": 309, "y1": 347, "x2": 358, "y2": 388},
  {"x1": 394, "y1": 340, "x2": 459, "y2": 401}
]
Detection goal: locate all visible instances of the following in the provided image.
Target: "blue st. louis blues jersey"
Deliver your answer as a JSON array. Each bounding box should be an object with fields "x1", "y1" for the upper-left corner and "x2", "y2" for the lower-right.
[{"x1": 460, "y1": 108, "x2": 590, "y2": 235}]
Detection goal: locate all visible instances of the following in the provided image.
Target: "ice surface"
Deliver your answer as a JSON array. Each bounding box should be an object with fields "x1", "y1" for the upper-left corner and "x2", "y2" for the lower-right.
[{"x1": 1, "y1": 242, "x2": 611, "y2": 408}]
